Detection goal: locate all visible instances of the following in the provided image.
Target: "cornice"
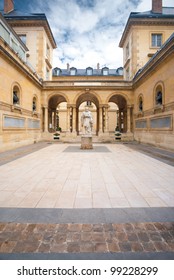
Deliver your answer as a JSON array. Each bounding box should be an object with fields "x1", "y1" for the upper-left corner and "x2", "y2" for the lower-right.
[
  {"x1": 119, "y1": 17, "x2": 174, "y2": 47},
  {"x1": 6, "y1": 19, "x2": 57, "y2": 49},
  {"x1": 0, "y1": 42, "x2": 42, "y2": 89}
]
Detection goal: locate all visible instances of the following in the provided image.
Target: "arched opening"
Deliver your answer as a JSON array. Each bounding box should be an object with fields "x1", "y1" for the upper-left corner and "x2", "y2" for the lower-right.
[
  {"x1": 108, "y1": 102, "x2": 119, "y2": 132},
  {"x1": 108, "y1": 94, "x2": 127, "y2": 133},
  {"x1": 138, "y1": 95, "x2": 143, "y2": 112},
  {"x1": 48, "y1": 94, "x2": 67, "y2": 132},
  {"x1": 76, "y1": 93, "x2": 99, "y2": 135}
]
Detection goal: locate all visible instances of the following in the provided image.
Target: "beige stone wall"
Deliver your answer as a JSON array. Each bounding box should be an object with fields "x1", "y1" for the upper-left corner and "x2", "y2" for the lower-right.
[
  {"x1": 0, "y1": 50, "x2": 42, "y2": 152},
  {"x1": 123, "y1": 24, "x2": 174, "y2": 79},
  {"x1": 14, "y1": 26, "x2": 54, "y2": 80},
  {"x1": 133, "y1": 53, "x2": 174, "y2": 150}
]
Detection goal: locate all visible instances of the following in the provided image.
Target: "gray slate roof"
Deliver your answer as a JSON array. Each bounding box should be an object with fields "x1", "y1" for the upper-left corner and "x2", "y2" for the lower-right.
[{"x1": 52, "y1": 67, "x2": 123, "y2": 76}]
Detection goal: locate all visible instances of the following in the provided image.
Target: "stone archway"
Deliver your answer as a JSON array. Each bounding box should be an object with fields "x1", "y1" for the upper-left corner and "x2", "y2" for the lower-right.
[
  {"x1": 108, "y1": 94, "x2": 129, "y2": 133},
  {"x1": 48, "y1": 94, "x2": 68, "y2": 132},
  {"x1": 76, "y1": 92, "x2": 100, "y2": 135}
]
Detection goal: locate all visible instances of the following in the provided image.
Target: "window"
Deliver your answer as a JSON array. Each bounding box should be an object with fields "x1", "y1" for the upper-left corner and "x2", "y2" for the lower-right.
[
  {"x1": 70, "y1": 68, "x2": 77, "y2": 75},
  {"x1": 86, "y1": 67, "x2": 93, "y2": 75},
  {"x1": 53, "y1": 68, "x2": 61, "y2": 76},
  {"x1": 46, "y1": 44, "x2": 50, "y2": 59},
  {"x1": 33, "y1": 97, "x2": 37, "y2": 111},
  {"x1": 18, "y1": 35, "x2": 26, "y2": 45},
  {"x1": 139, "y1": 96, "x2": 143, "y2": 112},
  {"x1": 126, "y1": 42, "x2": 129, "y2": 59},
  {"x1": 102, "y1": 67, "x2": 109, "y2": 75},
  {"x1": 151, "y1": 34, "x2": 162, "y2": 47},
  {"x1": 13, "y1": 86, "x2": 20, "y2": 105},
  {"x1": 46, "y1": 68, "x2": 49, "y2": 80}
]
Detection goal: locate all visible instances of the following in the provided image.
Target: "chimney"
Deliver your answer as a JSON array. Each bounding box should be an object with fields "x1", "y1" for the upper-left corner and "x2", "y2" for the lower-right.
[
  {"x1": 67, "y1": 63, "x2": 70, "y2": 71},
  {"x1": 152, "y1": 0, "x2": 162, "y2": 14},
  {"x1": 97, "y1": 63, "x2": 100, "y2": 70},
  {"x1": 4, "y1": 0, "x2": 14, "y2": 14}
]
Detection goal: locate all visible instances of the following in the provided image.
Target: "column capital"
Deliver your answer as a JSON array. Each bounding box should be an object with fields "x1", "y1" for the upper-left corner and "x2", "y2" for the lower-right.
[
  {"x1": 127, "y1": 105, "x2": 132, "y2": 109},
  {"x1": 69, "y1": 104, "x2": 76, "y2": 108},
  {"x1": 42, "y1": 105, "x2": 48, "y2": 109}
]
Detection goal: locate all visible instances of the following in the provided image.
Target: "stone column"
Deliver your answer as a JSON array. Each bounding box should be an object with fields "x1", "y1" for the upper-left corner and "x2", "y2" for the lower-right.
[
  {"x1": 44, "y1": 106, "x2": 48, "y2": 132},
  {"x1": 54, "y1": 110, "x2": 56, "y2": 130},
  {"x1": 66, "y1": 106, "x2": 70, "y2": 132},
  {"x1": 99, "y1": 106, "x2": 103, "y2": 133},
  {"x1": 72, "y1": 106, "x2": 77, "y2": 133},
  {"x1": 104, "y1": 106, "x2": 109, "y2": 133},
  {"x1": 127, "y1": 105, "x2": 131, "y2": 133}
]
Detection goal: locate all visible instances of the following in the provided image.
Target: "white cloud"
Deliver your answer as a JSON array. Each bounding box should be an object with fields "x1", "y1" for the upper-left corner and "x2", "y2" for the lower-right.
[{"x1": 30, "y1": 0, "x2": 174, "y2": 69}]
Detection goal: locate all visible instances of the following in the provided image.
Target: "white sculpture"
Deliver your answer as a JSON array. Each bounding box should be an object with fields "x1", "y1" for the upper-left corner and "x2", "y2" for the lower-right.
[{"x1": 81, "y1": 106, "x2": 93, "y2": 135}]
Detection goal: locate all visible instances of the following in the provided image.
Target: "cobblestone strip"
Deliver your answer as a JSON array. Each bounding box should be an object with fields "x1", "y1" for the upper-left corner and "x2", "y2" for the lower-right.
[{"x1": 0, "y1": 222, "x2": 174, "y2": 254}]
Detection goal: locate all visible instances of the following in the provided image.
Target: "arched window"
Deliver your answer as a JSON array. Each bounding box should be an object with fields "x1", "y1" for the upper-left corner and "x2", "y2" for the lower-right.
[
  {"x1": 33, "y1": 97, "x2": 37, "y2": 111},
  {"x1": 13, "y1": 85, "x2": 20, "y2": 105},
  {"x1": 139, "y1": 96, "x2": 143, "y2": 112}
]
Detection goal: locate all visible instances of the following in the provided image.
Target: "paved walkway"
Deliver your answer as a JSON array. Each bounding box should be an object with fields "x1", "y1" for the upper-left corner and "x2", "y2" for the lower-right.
[
  {"x1": 0, "y1": 142, "x2": 174, "y2": 259},
  {"x1": 0, "y1": 143, "x2": 174, "y2": 208}
]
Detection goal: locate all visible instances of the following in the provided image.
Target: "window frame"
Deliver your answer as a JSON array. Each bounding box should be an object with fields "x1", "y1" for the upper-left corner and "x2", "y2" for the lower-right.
[{"x1": 151, "y1": 33, "x2": 163, "y2": 48}]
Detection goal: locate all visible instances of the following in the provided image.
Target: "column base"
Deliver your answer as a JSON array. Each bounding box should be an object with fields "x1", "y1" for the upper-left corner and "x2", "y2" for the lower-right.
[{"x1": 81, "y1": 135, "x2": 93, "y2": 149}]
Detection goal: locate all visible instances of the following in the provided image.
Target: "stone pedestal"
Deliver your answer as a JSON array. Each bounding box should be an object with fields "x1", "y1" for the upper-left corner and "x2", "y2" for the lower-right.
[{"x1": 81, "y1": 135, "x2": 93, "y2": 149}]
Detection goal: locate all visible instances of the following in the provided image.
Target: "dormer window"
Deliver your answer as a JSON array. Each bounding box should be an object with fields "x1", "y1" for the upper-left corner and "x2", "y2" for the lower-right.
[
  {"x1": 53, "y1": 67, "x2": 61, "y2": 76},
  {"x1": 86, "y1": 67, "x2": 93, "y2": 75},
  {"x1": 102, "y1": 67, "x2": 109, "y2": 76},
  {"x1": 70, "y1": 67, "x2": 77, "y2": 75}
]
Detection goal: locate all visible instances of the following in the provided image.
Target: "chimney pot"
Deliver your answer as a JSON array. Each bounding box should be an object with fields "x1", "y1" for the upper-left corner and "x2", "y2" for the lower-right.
[
  {"x1": 152, "y1": 0, "x2": 162, "y2": 14},
  {"x1": 4, "y1": 0, "x2": 14, "y2": 14}
]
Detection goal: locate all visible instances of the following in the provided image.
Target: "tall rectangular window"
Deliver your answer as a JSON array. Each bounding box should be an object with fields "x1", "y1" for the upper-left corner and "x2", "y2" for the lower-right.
[
  {"x1": 46, "y1": 44, "x2": 50, "y2": 59},
  {"x1": 151, "y1": 34, "x2": 162, "y2": 47},
  {"x1": 46, "y1": 68, "x2": 49, "y2": 80},
  {"x1": 126, "y1": 42, "x2": 129, "y2": 59}
]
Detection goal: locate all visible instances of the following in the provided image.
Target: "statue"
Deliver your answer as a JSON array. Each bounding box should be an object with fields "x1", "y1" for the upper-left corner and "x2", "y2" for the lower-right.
[
  {"x1": 13, "y1": 91, "x2": 19, "y2": 104},
  {"x1": 81, "y1": 106, "x2": 93, "y2": 135}
]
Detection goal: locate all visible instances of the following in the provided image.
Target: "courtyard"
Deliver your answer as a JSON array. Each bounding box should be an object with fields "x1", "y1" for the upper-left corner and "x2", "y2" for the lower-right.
[{"x1": 0, "y1": 142, "x2": 174, "y2": 259}]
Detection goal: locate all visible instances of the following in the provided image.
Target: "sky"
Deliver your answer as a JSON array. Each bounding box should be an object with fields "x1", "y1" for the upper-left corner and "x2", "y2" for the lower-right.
[{"x1": 0, "y1": 0, "x2": 174, "y2": 69}]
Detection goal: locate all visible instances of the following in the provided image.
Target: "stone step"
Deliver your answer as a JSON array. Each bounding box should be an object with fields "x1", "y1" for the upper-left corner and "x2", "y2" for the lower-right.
[{"x1": 42, "y1": 132, "x2": 134, "y2": 143}]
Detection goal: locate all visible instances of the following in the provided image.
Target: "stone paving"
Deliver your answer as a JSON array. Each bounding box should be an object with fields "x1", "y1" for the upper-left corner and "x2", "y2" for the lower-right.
[
  {"x1": 0, "y1": 142, "x2": 174, "y2": 259},
  {"x1": 0, "y1": 143, "x2": 174, "y2": 208},
  {"x1": 0, "y1": 222, "x2": 174, "y2": 254}
]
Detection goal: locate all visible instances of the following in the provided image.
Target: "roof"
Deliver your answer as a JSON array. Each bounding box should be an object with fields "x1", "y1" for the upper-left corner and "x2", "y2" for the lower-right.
[
  {"x1": 119, "y1": 7, "x2": 174, "y2": 47},
  {"x1": 52, "y1": 67, "x2": 123, "y2": 77},
  {"x1": 0, "y1": 9, "x2": 57, "y2": 49}
]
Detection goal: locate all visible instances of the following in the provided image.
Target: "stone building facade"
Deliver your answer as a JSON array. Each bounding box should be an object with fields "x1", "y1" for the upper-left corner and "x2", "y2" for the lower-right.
[{"x1": 0, "y1": 0, "x2": 174, "y2": 151}]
